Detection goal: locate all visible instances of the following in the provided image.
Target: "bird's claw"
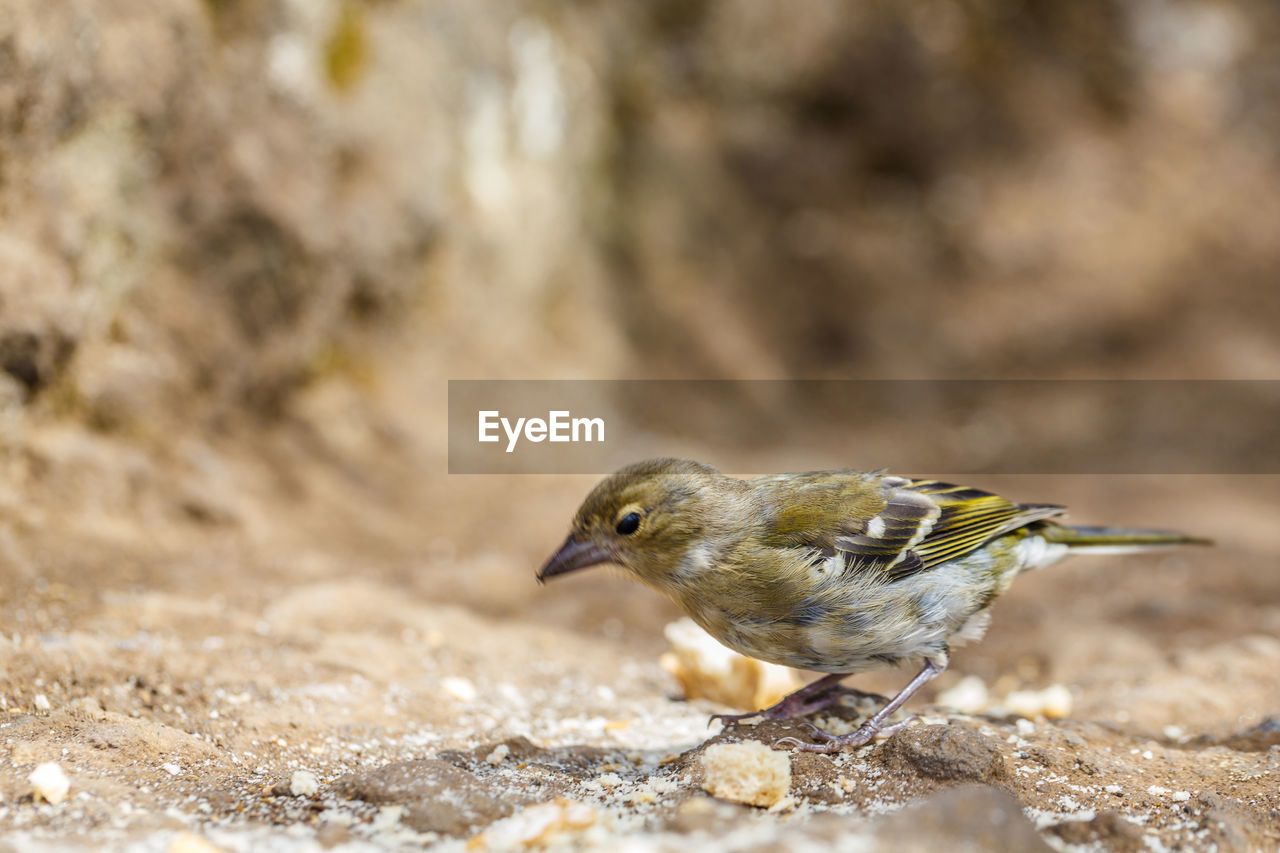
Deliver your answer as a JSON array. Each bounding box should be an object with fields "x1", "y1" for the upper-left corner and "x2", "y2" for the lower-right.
[
  {"x1": 776, "y1": 727, "x2": 874, "y2": 754},
  {"x1": 775, "y1": 715, "x2": 920, "y2": 753},
  {"x1": 773, "y1": 736, "x2": 813, "y2": 751},
  {"x1": 708, "y1": 711, "x2": 761, "y2": 728}
]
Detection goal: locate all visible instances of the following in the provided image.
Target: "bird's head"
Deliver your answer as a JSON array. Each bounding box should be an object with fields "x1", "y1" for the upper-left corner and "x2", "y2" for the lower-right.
[{"x1": 537, "y1": 458, "x2": 739, "y2": 588}]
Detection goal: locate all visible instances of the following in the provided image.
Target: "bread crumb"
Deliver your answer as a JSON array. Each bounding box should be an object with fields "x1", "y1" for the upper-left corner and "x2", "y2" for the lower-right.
[
  {"x1": 28, "y1": 762, "x2": 70, "y2": 805},
  {"x1": 443, "y1": 677, "x2": 478, "y2": 703},
  {"x1": 289, "y1": 770, "x2": 320, "y2": 796},
  {"x1": 699, "y1": 742, "x2": 791, "y2": 808},
  {"x1": 468, "y1": 798, "x2": 596, "y2": 850},
  {"x1": 660, "y1": 618, "x2": 801, "y2": 711},
  {"x1": 167, "y1": 832, "x2": 225, "y2": 853},
  {"x1": 1004, "y1": 684, "x2": 1073, "y2": 719},
  {"x1": 372, "y1": 805, "x2": 404, "y2": 830},
  {"x1": 936, "y1": 675, "x2": 989, "y2": 714}
]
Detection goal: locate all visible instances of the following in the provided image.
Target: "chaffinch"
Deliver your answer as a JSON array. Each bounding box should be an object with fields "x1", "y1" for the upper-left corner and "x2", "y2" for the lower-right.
[{"x1": 538, "y1": 458, "x2": 1207, "y2": 752}]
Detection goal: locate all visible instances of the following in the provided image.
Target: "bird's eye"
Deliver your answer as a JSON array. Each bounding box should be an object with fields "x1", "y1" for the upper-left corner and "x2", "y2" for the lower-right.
[{"x1": 616, "y1": 512, "x2": 641, "y2": 535}]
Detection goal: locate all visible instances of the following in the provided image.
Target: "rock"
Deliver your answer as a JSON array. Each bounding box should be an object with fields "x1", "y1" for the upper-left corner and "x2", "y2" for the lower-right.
[
  {"x1": 1219, "y1": 716, "x2": 1280, "y2": 752},
  {"x1": 878, "y1": 724, "x2": 1007, "y2": 783},
  {"x1": 1196, "y1": 794, "x2": 1273, "y2": 852},
  {"x1": 333, "y1": 759, "x2": 525, "y2": 836},
  {"x1": 1046, "y1": 811, "x2": 1146, "y2": 852},
  {"x1": 659, "y1": 795, "x2": 753, "y2": 835},
  {"x1": 438, "y1": 736, "x2": 620, "y2": 780},
  {"x1": 872, "y1": 785, "x2": 1052, "y2": 852}
]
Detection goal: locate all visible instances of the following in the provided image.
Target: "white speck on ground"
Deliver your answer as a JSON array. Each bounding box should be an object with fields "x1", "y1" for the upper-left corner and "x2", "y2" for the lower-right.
[{"x1": 28, "y1": 762, "x2": 70, "y2": 805}]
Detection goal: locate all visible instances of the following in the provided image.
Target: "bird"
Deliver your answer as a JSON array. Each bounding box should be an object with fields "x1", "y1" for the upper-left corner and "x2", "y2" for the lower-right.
[{"x1": 536, "y1": 458, "x2": 1208, "y2": 753}]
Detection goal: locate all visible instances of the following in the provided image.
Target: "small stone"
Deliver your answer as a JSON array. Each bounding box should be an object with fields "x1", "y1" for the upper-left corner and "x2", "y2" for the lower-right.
[
  {"x1": 484, "y1": 744, "x2": 510, "y2": 766},
  {"x1": 334, "y1": 759, "x2": 526, "y2": 836},
  {"x1": 1047, "y1": 811, "x2": 1145, "y2": 852},
  {"x1": 28, "y1": 762, "x2": 70, "y2": 805},
  {"x1": 290, "y1": 770, "x2": 320, "y2": 796},
  {"x1": 877, "y1": 786, "x2": 1053, "y2": 851},
  {"x1": 1172, "y1": 791, "x2": 1191, "y2": 802},
  {"x1": 33, "y1": 694, "x2": 51, "y2": 713},
  {"x1": 880, "y1": 724, "x2": 1007, "y2": 783}
]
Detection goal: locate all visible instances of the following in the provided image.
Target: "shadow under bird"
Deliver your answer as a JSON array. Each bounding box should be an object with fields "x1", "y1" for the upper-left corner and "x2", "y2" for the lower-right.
[{"x1": 537, "y1": 458, "x2": 1209, "y2": 753}]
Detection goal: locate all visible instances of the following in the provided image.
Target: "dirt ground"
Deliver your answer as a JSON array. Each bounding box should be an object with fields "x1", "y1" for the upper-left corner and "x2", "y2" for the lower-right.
[{"x1": 1, "y1": 429, "x2": 1278, "y2": 851}]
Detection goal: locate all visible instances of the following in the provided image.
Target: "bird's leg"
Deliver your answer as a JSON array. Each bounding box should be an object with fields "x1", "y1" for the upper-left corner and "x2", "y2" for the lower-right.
[
  {"x1": 709, "y1": 673, "x2": 852, "y2": 726},
  {"x1": 777, "y1": 658, "x2": 944, "y2": 753}
]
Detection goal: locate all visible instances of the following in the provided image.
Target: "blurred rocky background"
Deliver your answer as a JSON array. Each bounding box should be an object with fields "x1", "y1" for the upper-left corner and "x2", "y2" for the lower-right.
[
  {"x1": 1, "y1": 0, "x2": 1277, "y2": 623},
  {"x1": 3, "y1": 0, "x2": 1278, "y2": 611}
]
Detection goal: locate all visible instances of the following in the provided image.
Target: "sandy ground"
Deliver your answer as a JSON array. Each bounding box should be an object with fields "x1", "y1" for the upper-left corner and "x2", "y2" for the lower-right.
[{"x1": 1, "y1": 442, "x2": 1279, "y2": 852}]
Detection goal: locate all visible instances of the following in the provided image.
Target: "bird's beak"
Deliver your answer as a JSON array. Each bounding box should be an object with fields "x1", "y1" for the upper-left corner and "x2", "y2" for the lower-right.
[{"x1": 537, "y1": 534, "x2": 615, "y2": 583}]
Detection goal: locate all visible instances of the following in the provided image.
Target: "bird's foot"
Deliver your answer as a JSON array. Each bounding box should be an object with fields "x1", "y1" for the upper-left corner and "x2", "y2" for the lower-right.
[
  {"x1": 711, "y1": 685, "x2": 887, "y2": 727},
  {"x1": 776, "y1": 716, "x2": 916, "y2": 753},
  {"x1": 709, "y1": 685, "x2": 875, "y2": 727}
]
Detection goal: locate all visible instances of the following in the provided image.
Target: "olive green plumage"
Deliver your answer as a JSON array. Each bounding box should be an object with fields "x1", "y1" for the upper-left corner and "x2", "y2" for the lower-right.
[{"x1": 537, "y1": 458, "x2": 1207, "y2": 751}]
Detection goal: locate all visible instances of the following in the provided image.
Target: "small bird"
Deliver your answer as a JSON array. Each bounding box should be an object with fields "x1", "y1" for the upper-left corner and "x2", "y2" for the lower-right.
[{"x1": 537, "y1": 458, "x2": 1208, "y2": 753}]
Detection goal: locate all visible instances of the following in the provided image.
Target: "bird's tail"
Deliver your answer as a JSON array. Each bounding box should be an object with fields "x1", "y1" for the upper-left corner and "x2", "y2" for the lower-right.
[{"x1": 1041, "y1": 524, "x2": 1211, "y2": 555}]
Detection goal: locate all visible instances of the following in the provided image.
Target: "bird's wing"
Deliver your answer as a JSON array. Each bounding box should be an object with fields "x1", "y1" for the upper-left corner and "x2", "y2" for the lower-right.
[
  {"x1": 759, "y1": 472, "x2": 1065, "y2": 583},
  {"x1": 892, "y1": 480, "x2": 1065, "y2": 577}
]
